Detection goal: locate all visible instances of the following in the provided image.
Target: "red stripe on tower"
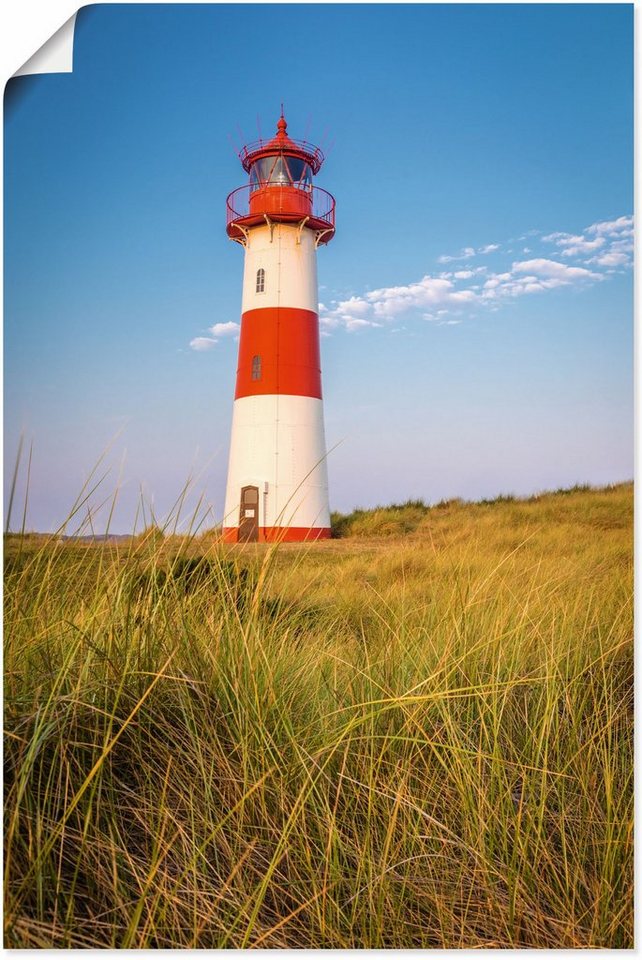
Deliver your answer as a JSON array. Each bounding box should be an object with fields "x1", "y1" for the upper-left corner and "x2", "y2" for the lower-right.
[{"x1": 235, "y1": 307, "x2": 322, "y2": 400}]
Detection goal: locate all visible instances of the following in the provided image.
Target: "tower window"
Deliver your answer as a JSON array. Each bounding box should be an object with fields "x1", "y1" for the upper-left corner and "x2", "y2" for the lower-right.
[
  {"x1": 256, "y1": 268, "x2": 265, "y2": 293},
  {"x1": 251, "y1": 355, "x2": 262, "y2": 381}
]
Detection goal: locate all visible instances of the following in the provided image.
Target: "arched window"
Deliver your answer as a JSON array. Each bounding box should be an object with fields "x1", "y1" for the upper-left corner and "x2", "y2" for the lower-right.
[
  {"x1": 256, "y1": 268, "x2": 265, "y2": 294},
  {"x1": 251, "y1": 355, "x2": 262, "y2": 381}
]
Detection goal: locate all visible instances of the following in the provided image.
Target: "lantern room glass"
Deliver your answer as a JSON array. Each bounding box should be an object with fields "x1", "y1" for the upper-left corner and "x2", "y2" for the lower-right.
[
  {"x1": 249, "y1": 156, "x2": 313, "y2": 192},
  {"x1": 287, "y1": 158, "x2": 312, "y2": 189}
]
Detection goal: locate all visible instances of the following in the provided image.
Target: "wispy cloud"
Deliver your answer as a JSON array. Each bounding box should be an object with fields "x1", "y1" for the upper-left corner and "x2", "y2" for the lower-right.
[
  {"x1": 438, "y1": 242, "x2": 499, "y2": 264},
  {"x1": 512, "y1": 258, "x2": 600, "y2": 281},
  {"x1": 345, "y1": 317, "x2": 383, "y2": 332},
  {"x1": 209, "y1": 321, "x2": 240, "y2": 337},
  {"x1": 189, "y1": 214, "x2": 632, "y2": 345},
  {"x1": 438, "y1": 246, "x2": 475, "y2": 264},
  {"x1": 586, "y1": 215, "x2": 633, "y2": 237},
  {"x1": 440, "y1": 267, "x2": 487, "y2": 281},
  {"x1": 190, "y1": 337, "x2": 218, "y2": 351},
  {"x1": 452, "y1": 269, "x2": 475, "y2": 280},
  {"x1": 189, "y1": 321, "x2": 240, "y2": 352},
  {"x1": 320, "y1": 216, "x2": 629, "y2": 333},
  {"x1": 543, "y1": 215, "x2": 633, "y2": 267},
  {"x1": 319, "y1": 295, "x2": 384, "y2": 332},
  {"x1": 587, "y1": 250, "x2": 630, "y2": 268},
  {"x1": 559, "y1": 236, "x2": 605, "y2": 257},
  {"x1": 478, "y1": 259, "x2": 601, "y2": 302},
  {"x1": 320, "y1": 275, "x2": 479, "y2": 330}
]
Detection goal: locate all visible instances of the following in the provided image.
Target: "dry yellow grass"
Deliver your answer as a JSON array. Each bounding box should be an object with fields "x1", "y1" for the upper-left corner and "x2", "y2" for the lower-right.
[{"x1": 3, "y1": 483, "x2": 633, "y2": 947}]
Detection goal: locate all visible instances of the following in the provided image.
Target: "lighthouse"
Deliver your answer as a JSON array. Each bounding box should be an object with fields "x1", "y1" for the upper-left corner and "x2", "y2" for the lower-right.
[{"x1": 222, "y1": 114, "x2": 335, "y2": 543}]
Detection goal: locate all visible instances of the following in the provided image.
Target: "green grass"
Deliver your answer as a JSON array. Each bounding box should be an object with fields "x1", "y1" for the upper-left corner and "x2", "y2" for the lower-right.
[{"x1": 3, "y1": 483, "x2": 633, "y2": 947}]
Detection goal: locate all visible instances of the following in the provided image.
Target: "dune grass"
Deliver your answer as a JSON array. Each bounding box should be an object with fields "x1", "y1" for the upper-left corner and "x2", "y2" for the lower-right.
[{"x1": 3, "y1": 483, "x2": 633, "y2": 947}]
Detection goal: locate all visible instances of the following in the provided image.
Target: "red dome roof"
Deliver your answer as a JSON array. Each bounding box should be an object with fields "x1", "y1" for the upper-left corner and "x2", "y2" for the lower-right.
[{"x1": 239, "y1": 113, "x2": 324, "y2": 175}]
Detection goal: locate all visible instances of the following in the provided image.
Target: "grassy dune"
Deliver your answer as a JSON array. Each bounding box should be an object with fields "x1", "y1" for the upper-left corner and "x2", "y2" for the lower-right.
[{"x1": 3, "y1": 483, "x2": 633, "y2": 947}]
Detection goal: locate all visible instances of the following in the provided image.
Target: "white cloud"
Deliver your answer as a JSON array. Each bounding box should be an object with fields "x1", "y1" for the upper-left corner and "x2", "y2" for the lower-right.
[
  {"x1": 478, "y1": 255, "x2": 602, "y2": 302},
  {"x1": 449, "y1": 289, "x2": 477, "y2": 303},
  {"x1": 425, "y1": 312, "x2": 463, "y2": 325},
  {"x1": 483, "y1": 272, "x2": 512, "y2": 290},
  {"x1": 438, "y1": 242, "x2": 499, "y2": 263},
  {"x1": 318, "y1": 223, "x2": 622, "y2": 325},
  {"x1": 344, "y1": 317, "x2": 382, "y2": 332},
  {"x1": 190, "y1": 337, "x2": 218, "y2": 351},
  {"x1": 587, "y1": 251, "x2": 630, "y2": 268},
  {"x1": 209, "y1": 321, "x2": 240, "y2": 337},
  {"x1": 559, "y1": 237, "x2": 605, "y2": 257},
  {"x1": 593, "y1": 239, "x2": 631, "y2": 266},
  {"x1": 438, "y1": 246, "x2": 476, "y2": 264},
  {"x1": 453, "y1": 267, "x2": 488, "y2": 280},
  {"x1": 482, "y1": 275, "x2": 568, "y2": 300},
  {"x1": 543, "y1": 231, "x2": 606, "y2": 257},
  {"x1": 586, "y1": 215, "x2": 633, "y2": 237},
  {"x1": 319, "y1": 273, "x2": 481, "y2": 330},
  {"x1": 584, "y1": 232, "x2": 633, "y2": 270},
  {"x1": 191, "y1": 213, "x2": 630, "y2": 343},
  {"x1": 547, "y1": 219, "x2": 633, "y2": 270},
  {"x1": 512, "y1": 258, "x2": 600, "y2": 281},
  {"x1": 366, "y1": 276, "x2": 467, "y2": 318},
  {"x1": 334, "y1": 296, "x2": 370, "y2": 316},
  {"x1": 319, "y1": 311, "x2": 343, "y2": 330},
  {"x1": 542, "y1": 218, "x2": 634, "y2": 269},
  {"x1": 609, "y1": 238, "x2": 633, "y2": 253}
]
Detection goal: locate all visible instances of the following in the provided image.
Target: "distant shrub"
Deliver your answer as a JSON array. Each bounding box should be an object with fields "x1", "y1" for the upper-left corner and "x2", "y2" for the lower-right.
[
  {"x1": 478, "y1": 493, "x2": 517, "y2": 507},
  {"x1": 330, "y1": 510, "x2": 352, "y2": 539},
  {"x1": 133, "y1": 523, "x2": 165, "y2": 547},
  {"x1": 330, "y1": 484, "x2": 632, "y2": 539},
  {"x1": 331, "y1": 500, "x2": 429, "y2": 538},
  {"x1": 433, "y1": 497, "x2": 465, "y2": 511},
  {"x1": 552, "y1": 483, "x2": 593, "y2": 496}
]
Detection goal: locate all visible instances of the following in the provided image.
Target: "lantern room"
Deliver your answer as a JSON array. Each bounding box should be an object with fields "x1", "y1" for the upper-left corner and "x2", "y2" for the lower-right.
[{"x1": 226, "y1": 114, "x2": 336, "y2": 244}]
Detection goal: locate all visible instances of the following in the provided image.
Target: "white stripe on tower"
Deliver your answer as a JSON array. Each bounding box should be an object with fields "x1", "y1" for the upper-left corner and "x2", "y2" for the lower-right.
[{"x1": 241, "y1": 223, "x2": 317, "y2": 313}]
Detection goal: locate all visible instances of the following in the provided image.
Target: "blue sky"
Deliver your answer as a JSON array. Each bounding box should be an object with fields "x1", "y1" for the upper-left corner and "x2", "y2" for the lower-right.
[{"x1": 4, "y1": 4, "x2": 633, "y2": 533}]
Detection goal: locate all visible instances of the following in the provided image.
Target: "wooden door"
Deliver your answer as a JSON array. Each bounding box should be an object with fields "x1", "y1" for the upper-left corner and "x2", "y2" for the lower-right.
[{"x1": 238, "y1": 485, "x2": 259, "y2": 542}]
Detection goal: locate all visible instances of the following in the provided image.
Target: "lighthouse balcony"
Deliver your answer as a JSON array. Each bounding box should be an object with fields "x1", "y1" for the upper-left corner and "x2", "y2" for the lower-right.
[{"x1": 227, "y1": 184, "x2": 336, "y2": 245}]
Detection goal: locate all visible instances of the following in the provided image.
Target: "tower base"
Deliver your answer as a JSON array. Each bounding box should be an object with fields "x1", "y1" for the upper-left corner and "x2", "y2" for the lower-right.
[{"x1": 222, "y1": 526, "x2": 331, "y2": 544}]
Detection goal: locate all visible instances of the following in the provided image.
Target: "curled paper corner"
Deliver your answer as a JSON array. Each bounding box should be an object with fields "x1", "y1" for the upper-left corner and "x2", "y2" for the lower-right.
[{"x1": 13, "y1": 13, "x2": 78, "y2": 78}]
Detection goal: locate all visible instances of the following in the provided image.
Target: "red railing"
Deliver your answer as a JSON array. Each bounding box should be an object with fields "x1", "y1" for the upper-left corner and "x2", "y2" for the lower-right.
[
  {"x1": 239, "y1": 137, "x2": 324, "y2": 172},
  {"x1": 226, "y1": 184, "x2": 336, "y2": 241}
]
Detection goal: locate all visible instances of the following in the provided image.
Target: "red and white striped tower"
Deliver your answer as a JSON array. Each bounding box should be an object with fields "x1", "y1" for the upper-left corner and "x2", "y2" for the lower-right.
[{"x1": 223, "y1": 113, "x2": 336, "y2": 543}]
